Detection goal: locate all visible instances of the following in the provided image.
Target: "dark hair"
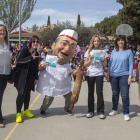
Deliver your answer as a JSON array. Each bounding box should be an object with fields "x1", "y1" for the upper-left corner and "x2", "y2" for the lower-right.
[
  {"x1": 28, "y1": 35, "x2": 39, "y2": 49},
  {"x1": 0, "y1": 24, "x2": 8, "y2": 45},
  {"x1": 114, "y1": 35, "x2": 127, "y2": 51}
]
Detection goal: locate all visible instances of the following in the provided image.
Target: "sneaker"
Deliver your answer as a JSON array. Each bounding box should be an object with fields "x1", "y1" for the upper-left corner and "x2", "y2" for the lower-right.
[
  {"x1": 109, "y1": 110, "x2": 117, "y2": 116},
  {"x1": 22, "y1": 109, "x2": 34, "y2": 118},
  {"x1": 86, "y1": 112, "x2": 94, "y2": 118},
  {"x1": 0, "y1": 123, "x2": 5, "y2": 128},
  {"x1": 124, "y1": 114, "x2": 131, "y2": 121},
  {"x1": 40, "y1": 111, "x2": 46, "y2": 115},
  {"x1": 99, "y1": 113, "x2": 105, "y2": 119},
  {"x1": 137, "y1": 113, "x2": 140, "y2": 117},
  {"x1": 64, "y1": 110, "x2": 74, "y2": 116},
  {"x1": 16, "y1": 113, "x2": 22, "y2": 123}
]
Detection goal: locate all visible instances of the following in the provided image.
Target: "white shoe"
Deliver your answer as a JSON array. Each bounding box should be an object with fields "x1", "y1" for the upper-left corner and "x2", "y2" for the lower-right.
[
  {"x1": 99, "y1": 114, "x2": 105, "y2": 119},
  {"x1": 86, "y1": 112, "x2": 94, "y2": 118},
  {"x1": 109, "y1": 110, "x2": 117, "y2": 116},
  {"x1": 124, "y1": 114, "x2": 131, "y2": 121}
]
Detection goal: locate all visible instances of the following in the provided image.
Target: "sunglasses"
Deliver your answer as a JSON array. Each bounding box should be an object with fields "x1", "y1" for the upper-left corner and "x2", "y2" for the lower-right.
[{"x1": 32, "y1": 41, "x2": 39, "y2": 43}]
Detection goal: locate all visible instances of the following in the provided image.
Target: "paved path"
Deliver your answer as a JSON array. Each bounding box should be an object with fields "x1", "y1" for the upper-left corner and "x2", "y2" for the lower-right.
[{"x1": 1, "y1": 82, "x2": 140, "y2": 140}]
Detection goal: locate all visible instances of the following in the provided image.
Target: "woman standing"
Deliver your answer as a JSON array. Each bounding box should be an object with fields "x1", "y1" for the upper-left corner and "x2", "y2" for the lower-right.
[
  {"x1": 107, "y1": 35, "x2": 133, "y2": 121},
  {"x1": 84, "y1": 36, "x2": 107, "y2": 119},
  {"x1": 0, "y1": 24, "x2": 11, "y2": 128},
  {"x1": 14, "y1": 35, "x2": 46, "y2": 123}
]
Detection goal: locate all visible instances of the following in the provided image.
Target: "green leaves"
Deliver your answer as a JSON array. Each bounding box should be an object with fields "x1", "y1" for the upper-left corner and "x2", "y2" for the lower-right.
[
  {"x1": 118, "y1": 0, "x2": 140, "y2": 44},
  {"x1": 32, "y1": 24, "x2": 38, "y2": 32},
  {"x1": 39, "y1": 20, "x2": 94, "y2": 46},
  {"x1": 0, "y1": 0, "x2": 37, "y2": 32}
]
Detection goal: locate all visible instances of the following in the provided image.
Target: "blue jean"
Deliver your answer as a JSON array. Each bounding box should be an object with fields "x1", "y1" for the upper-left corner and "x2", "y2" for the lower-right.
[{"x1": 110, "y1": 75, "x2": 130, "y2": 115}]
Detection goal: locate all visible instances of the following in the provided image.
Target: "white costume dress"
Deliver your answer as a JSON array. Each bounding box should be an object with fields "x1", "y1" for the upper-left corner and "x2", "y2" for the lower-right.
[{"x1": 36, "y1": 59, "x2": 73, "y2": 97}]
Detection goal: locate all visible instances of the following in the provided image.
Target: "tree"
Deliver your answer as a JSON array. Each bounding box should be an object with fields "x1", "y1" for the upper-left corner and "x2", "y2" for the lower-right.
[
  {"x1": 0, "y1": 0, "x2": 37, "y2": 33},
  {"x1": 118, "y1": 0, "x2": 140, "y2": 44},
  {"x1": 94, "y1": 15, "x2": 119, "y2": 44},
  {"x1": 39, "y1": 20, "x2": 94, "y2": 46},
  {"x1": 116, "y1": 0, "x2": 127, "y2": 6},
  {"x1": 77, "y1": 14, "x2": 81, "y2": 27},
  {"x1": 32, "y1": 24, "x2": 38, "y2": 32},
  {"x1": 47, "y1": 15, "x2": 50, "y2": 26},
  {"x1": 0, "y1": 0, "x2": 8, "y2": 19}
]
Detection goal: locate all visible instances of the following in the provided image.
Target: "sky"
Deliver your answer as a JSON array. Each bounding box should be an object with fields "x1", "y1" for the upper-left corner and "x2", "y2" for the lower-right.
[{"x1": 1, "y1": 0, "x2": 123, "y2": 30}]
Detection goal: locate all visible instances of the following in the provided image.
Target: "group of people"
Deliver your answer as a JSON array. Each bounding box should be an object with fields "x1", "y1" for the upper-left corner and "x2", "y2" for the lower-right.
[{"x1": 0, "y1": 23, "x2": 139, "y2": 129}]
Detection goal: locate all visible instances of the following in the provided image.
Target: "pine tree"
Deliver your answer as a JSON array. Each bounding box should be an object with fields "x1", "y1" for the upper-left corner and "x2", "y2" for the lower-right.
[
  {"x1": 47, "y1": 16, "x2": 50, "y2": 26},
  {"x1": 77, "y1": 14, "x2": 81, "y2": 27}
]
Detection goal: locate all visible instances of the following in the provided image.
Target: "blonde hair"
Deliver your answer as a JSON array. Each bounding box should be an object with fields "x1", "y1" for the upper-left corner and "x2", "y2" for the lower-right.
[{"x1": 88, "y1": 36, "x2": 102, "y2": 57}]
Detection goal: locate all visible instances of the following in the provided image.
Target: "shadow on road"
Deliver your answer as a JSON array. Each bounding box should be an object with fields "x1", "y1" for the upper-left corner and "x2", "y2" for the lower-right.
[{"x1": 3, "y1": 101, "x2": 140, "y2": 125}]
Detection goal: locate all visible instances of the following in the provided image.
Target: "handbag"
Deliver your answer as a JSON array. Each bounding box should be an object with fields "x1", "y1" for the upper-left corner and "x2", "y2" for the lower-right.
[{"x1": 8, "y1": 67, "x2": 19, "y2": 84}]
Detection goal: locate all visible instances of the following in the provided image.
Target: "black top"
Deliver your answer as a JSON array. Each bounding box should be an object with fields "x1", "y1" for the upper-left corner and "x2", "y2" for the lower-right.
[
  {"x1": 14, "y1": 46, "x2": 39, "y2": 94},
  {"x1": 27, "y1": 51, "x2": 39, "y2": 80}
]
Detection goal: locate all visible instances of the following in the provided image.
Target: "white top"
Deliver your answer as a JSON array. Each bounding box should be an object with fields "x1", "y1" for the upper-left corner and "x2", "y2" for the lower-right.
[
  {"x1": 0, "y1": 42, "x2": 11, "y2": 75},
  {"x1": 36, "y1": 59, "x2": 73, "y2": 97},
  {"x1": 84, "y1": 50, "x2": 107, "y2": 77}
]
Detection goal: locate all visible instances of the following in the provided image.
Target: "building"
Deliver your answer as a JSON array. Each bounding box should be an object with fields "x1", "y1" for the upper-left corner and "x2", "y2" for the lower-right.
[{"x1": 10, "y1": 31, "x2": 40, "y2": 42}]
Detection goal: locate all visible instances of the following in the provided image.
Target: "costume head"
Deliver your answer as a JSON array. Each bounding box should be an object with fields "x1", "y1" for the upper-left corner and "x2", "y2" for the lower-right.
[{"x1": 52, "y1": 29, "x2": 78, "y2": 65}]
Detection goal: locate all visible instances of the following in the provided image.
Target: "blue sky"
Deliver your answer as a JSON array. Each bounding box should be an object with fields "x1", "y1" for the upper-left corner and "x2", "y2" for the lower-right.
[{"x1": 2, "y1": 0, "x2": 123, "y2": 30}]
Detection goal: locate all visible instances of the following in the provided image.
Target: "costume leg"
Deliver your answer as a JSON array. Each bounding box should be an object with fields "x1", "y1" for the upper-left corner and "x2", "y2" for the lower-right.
[
  {"x1": 63, "y1": 92, "x2": 72, "y2": 111},
  {"x1": 40, "y1": 95, "x2": 54, "y2": 112}
]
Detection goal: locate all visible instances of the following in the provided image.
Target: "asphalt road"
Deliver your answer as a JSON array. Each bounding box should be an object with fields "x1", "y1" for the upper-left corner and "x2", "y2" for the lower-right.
[{"x1": 1, "y1": 82, "x2": 140, "y2": 140}]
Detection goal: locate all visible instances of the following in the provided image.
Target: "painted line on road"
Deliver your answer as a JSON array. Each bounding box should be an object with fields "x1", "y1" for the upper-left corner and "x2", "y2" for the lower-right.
[{"x1": 5, "y1": 94, "x2": 41, "y2": 140}]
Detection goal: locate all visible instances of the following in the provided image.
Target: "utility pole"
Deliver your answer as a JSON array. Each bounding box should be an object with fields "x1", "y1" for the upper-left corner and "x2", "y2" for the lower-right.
[{"x1": 19, "y1": 0, "x2": 21, "y2": 50}]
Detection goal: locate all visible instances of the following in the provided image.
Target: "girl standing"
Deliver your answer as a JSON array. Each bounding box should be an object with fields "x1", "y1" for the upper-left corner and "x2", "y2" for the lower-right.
[
  {"x1": 84, "y1": 36, "x2": 107, "y2": 119},
  {"x1": 0, "y1": 24, "x2": 11, "y2": 128}
]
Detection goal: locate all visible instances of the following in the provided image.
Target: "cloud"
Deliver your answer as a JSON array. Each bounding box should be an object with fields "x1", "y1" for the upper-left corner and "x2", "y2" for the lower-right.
[
  {"x1": 22, "y1": 8, "x2": 118, "y2": 29},
  {"x1": 30, "y1": 8, "x2": 102, "y2": 27},
  {"x1": 106, "y1": 10, "x2": 118, "y2": 15}
]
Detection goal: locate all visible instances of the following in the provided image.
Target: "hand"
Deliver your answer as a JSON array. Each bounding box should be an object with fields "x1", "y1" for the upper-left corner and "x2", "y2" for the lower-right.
[
  {"x1": 34, "y1": 79, "x2": 38, "y2": 85},
  {"x1": 42, "y1": 62, "x2": 49, "y2": 68},
  {"x1": 32, "y1": 56, "x2": 39, "y2": 60},
  {"x1": 128, "y1": 78, "x2": 132, "y2": 85}
]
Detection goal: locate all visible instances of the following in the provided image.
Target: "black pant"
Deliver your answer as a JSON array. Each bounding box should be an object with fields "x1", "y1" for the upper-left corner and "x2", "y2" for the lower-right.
[
  {"x1": 16, "y1": 80, "x2": 32, "y2": 113},
  {"x1": 0, "y1": 75, "x2": 9, "y2": 124},
  {"x1": 87, "y1": 76, "x2": 104, "y2": 114}
]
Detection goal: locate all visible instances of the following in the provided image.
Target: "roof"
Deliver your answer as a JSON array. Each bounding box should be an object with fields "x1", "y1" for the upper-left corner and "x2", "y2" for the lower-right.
[
  {"x1": 10, "y1": 32, "x2": 40, "y2": 38},
  {"x1": 10, "y1": 31, "x2": 28, "y2": 35}
]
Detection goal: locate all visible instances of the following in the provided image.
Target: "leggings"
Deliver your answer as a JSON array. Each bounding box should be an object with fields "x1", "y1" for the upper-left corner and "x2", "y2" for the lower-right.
[
  {"x1": 87, "y1": 76, "x2": 104, "y2": 114},
  {"x1": 16, "y1": 80, "x2": 32, "y2": 113}
]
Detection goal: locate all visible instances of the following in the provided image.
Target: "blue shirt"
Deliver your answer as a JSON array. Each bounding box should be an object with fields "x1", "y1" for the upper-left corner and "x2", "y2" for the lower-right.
[{"x1": 108, "y1": 49, "x2": 133, "y2": 77}]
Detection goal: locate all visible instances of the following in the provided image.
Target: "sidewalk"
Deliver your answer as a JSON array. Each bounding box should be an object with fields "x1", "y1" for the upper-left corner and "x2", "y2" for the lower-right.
[{"x1": 0, "y1": 82, "x2": 140, "y2": 140}]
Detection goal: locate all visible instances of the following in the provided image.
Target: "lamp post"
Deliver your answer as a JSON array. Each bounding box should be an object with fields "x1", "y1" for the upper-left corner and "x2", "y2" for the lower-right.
[{"x1": 19, "y1": 0, "x2": 21, "y2": 50}]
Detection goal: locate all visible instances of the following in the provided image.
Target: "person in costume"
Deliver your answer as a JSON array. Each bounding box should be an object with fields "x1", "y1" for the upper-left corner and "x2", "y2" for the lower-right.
[{"x1": 36, "y1": 29, "x2": 78, "y2": 116}]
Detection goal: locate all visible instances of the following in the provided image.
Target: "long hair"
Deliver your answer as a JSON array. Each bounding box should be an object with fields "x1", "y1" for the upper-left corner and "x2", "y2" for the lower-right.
[
  {"x1": 28, "y1": 35, "x2": 39, "y2": 49},
  {"x1": 88, "y1": 36, "x2": 102, "y2": 57},
  {"x1": 114, "y1": 35, "x2": 127, "y2": 51},
  {"x1": 0, "y1": 24, "x2": 8, "y2": 45}
]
